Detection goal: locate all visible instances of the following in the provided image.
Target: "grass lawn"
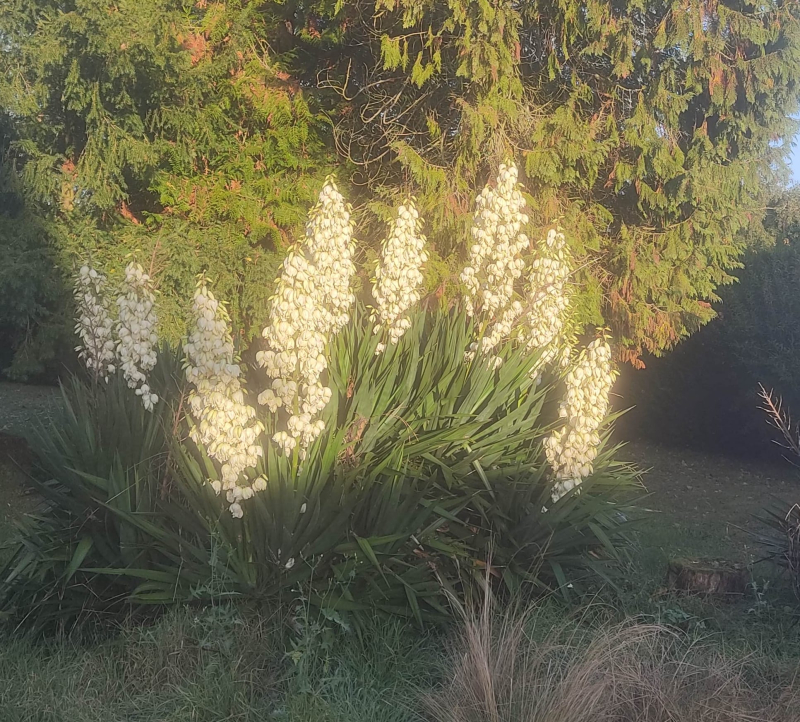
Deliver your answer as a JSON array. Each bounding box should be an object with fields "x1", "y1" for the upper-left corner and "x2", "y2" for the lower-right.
[{"x1": 0, "y1": 383, "x2": 799, "y2": 720}]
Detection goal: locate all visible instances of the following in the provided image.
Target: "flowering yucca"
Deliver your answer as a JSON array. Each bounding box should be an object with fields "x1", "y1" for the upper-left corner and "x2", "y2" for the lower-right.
[
  {"x1": 184, "y1": 279, "x2": 265, "y2": 517},
  {"x1": 257, "y1": 178, "x2": 356, "y2": 457},
  {"x1": 545, "y1": 337, "x2": 616, "y2": 502},
  {"x1": 73, "y1": 265, "x2": 116, "y2": 383},
  {"x1": 372, "y1": 200, "x2": 428, "y2": 352},
  {"x1": 116, "y1": 262, "x2": 159, "y2": 411},
  {"x1": 523, "y1": 228, "x2": 573, "y2": 378},
  {"x1": 461, "y1": 162, "x2": 529, "y2": 364}
]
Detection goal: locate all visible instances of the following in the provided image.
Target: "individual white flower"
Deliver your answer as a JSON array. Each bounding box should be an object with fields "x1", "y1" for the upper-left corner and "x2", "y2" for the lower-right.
[
  {"x1": 116, "y1": 262, "x2": 159, "y2": 410},
  {"x1": 522, "y1": 227, "x2": 573, "y2": 378},
  {"x1": 273, "y1": 430, "x2": 297, "y2": 456},
  {"x1": 460, "y1": 162, "x2": 529, "y2": 365},
  {"x1": 73, "y1": 265, "x2": 116, "y2": 383},
  {"x1": 184, "y1": 278, "x2": 265, "y2": 516},
  {"x1": 257, "y1": 178, "x2": 356, "y2": 456},
  {"x1": 372, "y1": 200, "x2": 427, "y2": 348},
  {"x1": 545, "y1": 338, "x2": 616, "y2": 502}
]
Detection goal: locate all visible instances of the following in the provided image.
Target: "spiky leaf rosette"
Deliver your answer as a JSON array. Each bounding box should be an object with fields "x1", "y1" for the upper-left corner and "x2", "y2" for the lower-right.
[{"x1": 0, "y1": 310, "x2": 638, "y2": 629}]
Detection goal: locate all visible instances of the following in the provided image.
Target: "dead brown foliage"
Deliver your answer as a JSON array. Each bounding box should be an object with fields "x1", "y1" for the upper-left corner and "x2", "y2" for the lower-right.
[{"x1": 427, "y1": 606, "x2": 800, "y2": 722}]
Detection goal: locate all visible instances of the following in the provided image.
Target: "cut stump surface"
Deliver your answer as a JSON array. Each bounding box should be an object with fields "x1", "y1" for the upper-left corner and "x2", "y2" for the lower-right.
[{"x1": 666, "y1": 559, "x2": 750, "y2": 598}]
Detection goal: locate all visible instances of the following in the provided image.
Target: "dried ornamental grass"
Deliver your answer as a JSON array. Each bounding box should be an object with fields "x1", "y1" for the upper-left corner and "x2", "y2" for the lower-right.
[{"x1": 427, "y1": 607, "x2": 800, "y2": 722}]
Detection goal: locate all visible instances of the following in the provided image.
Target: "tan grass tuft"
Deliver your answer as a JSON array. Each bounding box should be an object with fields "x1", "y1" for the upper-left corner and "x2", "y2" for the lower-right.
[{"x1": 427, "y1": 605, "x2": 799, "y2": 722}]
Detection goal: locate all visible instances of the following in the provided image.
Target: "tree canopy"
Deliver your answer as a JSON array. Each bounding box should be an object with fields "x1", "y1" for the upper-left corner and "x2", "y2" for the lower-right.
[{"x1": 2, "y1": 0, "x2": 799, "y2": 376}]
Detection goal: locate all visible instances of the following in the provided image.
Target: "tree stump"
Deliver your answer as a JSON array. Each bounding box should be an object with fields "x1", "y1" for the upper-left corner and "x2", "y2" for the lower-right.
[{"x1": 666, "y1": 559, "x2": 749, "y2": 599}]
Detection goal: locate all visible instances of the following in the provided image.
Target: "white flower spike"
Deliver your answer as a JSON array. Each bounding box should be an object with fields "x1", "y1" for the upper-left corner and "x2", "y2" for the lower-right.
[
  {"x1": 545, "y1": 337, "x2": 616, "y2": 502},
  {"x1": 522, "y1": 227, "x2": 573, "y2": 379},
  {"x1": 116, "y1": 262, "x2": 159, "y2": 411},
  {"x1": 372, "y1": 200, "x2": 428, "y2": 349},
  {"x1": 257, "y1": 177, "x2": 356, "y2": 457},
  {"x1": 461, "y1": 162, "x2": 530, "y2": 365},
  {"x1": 73, "y1": 265, "x2": 116, "y2": 383},
  {"x1": 184, "y1": 278, "x2": 266, "y2": 517}
]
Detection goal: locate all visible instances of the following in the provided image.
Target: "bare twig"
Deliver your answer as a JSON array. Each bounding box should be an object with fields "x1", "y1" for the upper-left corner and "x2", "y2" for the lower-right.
[{"x1": 758, "y1": 383, "x2": 800, "y2": 459}]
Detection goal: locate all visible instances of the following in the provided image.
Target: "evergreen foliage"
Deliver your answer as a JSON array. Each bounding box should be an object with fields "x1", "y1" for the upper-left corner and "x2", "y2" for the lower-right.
[
  {"x1": 299, "y1": 0, "x2": 800, "y2": 362},
  {"x1": 0, "y1": 0, "x2": 334, "y2": 377},
  {"x1": 713, "y1": 189, "x2": 800, "y2": 395},
  {"x1": 613, "y1": 188, "x2": 800, "y2": 457},
  {"x1": 2, "y1": 0, "x2": 800, "y2": 374}
]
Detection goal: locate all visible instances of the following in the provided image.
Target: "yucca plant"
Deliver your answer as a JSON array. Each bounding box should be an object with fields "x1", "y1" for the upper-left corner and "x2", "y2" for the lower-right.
[
  {"x1": 0, "y1": 345, "x2": 184, "y2": 627},
  {"x1": 167, "y1": 306, "x2": 558, "y2": 618},
  {"x1": 1, "y1": 307, "x2": 638, "y2": 630}
]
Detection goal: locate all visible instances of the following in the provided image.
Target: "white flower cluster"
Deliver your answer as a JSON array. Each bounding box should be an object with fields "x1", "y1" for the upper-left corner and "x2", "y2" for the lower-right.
[
  {"x1": 523, "y1": 228, "x2": 573, "y2": 376},
  {"x1": 73, "y1": 265, "x2": 116, "y2": 382},
  {"x1": 184, "y1": 280, "x2": 266, "y2": 518},
  {"x1": 116, "y1": 262, "x2": 159, "y2": 411},
  {"x1": 460, "y1": 162, "x2": 529, "y2": 362},
  {"x1": 372, "y1": 200, "x2": 428, "y2": 352},
  {"x1": 545, "y1": 338, "x2": 616, "y2": 502},
  {"x1": 257, "y1": 178, "x2": 356, "y2": 457}
]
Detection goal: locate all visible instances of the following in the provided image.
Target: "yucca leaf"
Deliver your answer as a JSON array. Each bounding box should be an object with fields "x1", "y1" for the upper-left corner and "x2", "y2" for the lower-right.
[{"x1": 63, "y1": 537, "x2": 93, "y2": 582}]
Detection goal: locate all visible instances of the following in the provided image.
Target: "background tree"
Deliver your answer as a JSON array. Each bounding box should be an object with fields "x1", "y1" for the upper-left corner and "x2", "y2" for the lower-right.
[
  {"x1": 0, "y1": 0, "x2": 333, "y2": 378},
  {"x1": 2, "y1": 0, "x2": 799, "y2": 377},
  {"x1": 291, "y1": 0, "x2": 800, "y2": 362},
  {"x1": 614, "y1": 187, "x2": 800, "y2": 457}
]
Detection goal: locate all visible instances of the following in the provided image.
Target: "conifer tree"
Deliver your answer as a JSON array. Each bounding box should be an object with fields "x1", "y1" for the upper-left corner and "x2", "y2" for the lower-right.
[
  {"x1": 279, "y1": 0, "x2": 800, "y2": 361},
  {"x1": 2, "y1": 0, "x2": 799, "y2": 373},
  {"x1": 0, "y1": 0, "x2": 333, "y2": 376}
]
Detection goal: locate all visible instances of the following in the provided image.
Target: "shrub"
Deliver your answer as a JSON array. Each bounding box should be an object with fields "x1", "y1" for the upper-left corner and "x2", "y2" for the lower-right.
[
  {"x1": 5, "y1": 0, "x2": 800, "y2": 371},
  {"x1": 0, "y1": 309, "x2": 636, "y2": 629},
  {"x1": 612, "y1": 190, "x2": 800, "y2": 458},
  {"x1": 1, "y1": 170, "x2": 638, "y2": 629}
]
